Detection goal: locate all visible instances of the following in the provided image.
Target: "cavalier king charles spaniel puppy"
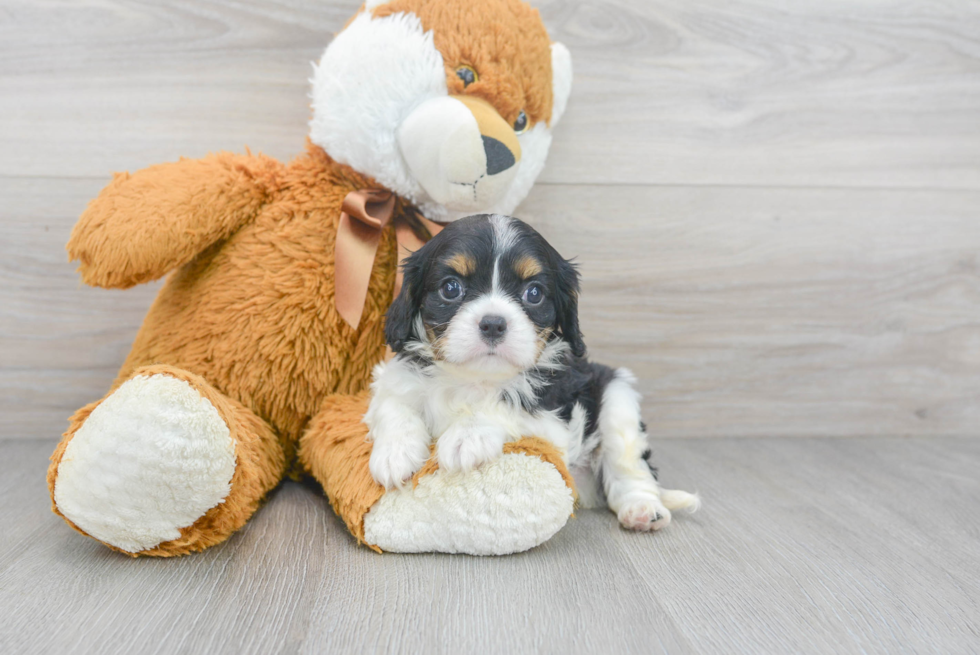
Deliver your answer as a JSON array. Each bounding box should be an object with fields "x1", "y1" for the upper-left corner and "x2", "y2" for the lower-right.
[{"x1": 366, "y1": 214, "x2": 699, "y2": 531}]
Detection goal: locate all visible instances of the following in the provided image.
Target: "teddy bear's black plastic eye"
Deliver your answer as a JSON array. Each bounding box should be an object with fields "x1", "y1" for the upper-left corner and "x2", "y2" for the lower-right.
[
  {"x1": 455, "y1": 66, "x2": 478, "y2": 87},
  {"x1": 513, "y1": 110, "x2": 528, "y2": 134}
]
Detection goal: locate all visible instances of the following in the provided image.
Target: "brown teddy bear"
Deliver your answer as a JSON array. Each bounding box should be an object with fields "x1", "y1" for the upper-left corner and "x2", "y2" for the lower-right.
[{"x1": 47, "y1": 0, "x2": 577, "y2": 556}]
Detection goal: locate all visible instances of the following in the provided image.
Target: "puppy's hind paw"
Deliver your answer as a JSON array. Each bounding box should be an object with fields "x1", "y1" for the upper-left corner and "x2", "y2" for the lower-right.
[{"x1": 618, "y1": 495, "x2": 672, "y2": 532}]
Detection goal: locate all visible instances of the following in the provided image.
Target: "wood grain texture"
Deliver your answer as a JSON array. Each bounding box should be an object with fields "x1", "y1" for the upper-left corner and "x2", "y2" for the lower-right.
[
  {"x1": 1, "y1": 0, "x2": 979, "y2": 188},
  {"x1": 4, "y1": 177, "x2": 979, "y2": 439},
  {"x1": 520, "y1": 184, "x2": 980, "y2": 438},
  {"x1": 2, "y1": 437, "x2": 978, "y2": 654},
  {"x1": 539, "y1": 0, "x2": 980, "y2": 189},
  {"x1": 4, "y1": 2, "x2": 979, "y2": 652},
  {"x1": 1, "y1": 1, "x2": 979, "y2": 438}
]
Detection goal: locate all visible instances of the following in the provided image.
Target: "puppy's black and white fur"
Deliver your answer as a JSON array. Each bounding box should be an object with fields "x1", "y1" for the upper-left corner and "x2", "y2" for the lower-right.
[{"x1": 366, "y1": 214, "x2": 698, "y2": 531}]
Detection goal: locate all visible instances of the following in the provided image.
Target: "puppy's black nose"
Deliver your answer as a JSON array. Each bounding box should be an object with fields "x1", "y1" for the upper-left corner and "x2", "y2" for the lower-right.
[
  {"x1": 479, "y1": 315, "x2": 508, "y2": 343},
  {"x1": 482, "y1": 136, "x2": 516, "y2": 176}
]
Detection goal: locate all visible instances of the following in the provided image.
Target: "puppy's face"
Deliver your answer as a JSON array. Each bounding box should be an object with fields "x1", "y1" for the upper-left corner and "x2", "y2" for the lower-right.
[{"x1": 386, "y1": 215, "x2": 585, "y2": 375}]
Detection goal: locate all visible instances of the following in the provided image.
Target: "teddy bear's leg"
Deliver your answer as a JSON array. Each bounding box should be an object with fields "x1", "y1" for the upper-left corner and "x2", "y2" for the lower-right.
[
  {"x1": 48, "y1": 364, "x2": 285, "y2": 556},
  {"x1": 298, "y1": 392, "x2": 576, "y2": 555}
]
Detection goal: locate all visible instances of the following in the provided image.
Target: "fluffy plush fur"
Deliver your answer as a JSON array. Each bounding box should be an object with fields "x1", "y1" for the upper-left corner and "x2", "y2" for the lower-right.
[
  {"x1": 363, "y1": 440, "x2": 575, "y2": 555},
  {"x1": 367, "y1": 215, "x2": 700, "y2": 530},
  {"x1": 54, "y1": 373, "x2": 237, "y2": 553},
  {"x1": 310, "y1": 0, "x2": 572, "y2": 223},
  {"x1": 48, "y1": 0, "x2": 577, "y2": 557},
  {"x1": 298, "y1": 391, "x2": 575, "y2": 554},
  {"x1": 49, "y1": 364, "x2": 285, "y2": 556}
]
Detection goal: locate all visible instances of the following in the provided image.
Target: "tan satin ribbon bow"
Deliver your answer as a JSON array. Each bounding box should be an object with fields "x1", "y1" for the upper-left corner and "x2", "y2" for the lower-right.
[{"x1": 334, "y1": 189, "x2": 442, "y2": 329}]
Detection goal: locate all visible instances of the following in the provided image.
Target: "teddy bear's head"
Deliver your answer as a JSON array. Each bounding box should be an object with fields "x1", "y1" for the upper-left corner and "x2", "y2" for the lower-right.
[{"x1": 309, "y1": 0, "x2": 572, "y2": 223}]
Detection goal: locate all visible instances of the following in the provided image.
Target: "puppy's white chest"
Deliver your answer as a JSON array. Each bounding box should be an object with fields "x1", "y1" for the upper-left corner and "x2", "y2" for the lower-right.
[
  {"x1": 423, "y1": 383, "x2": 579, "y2": 458},
  {"x1": 422, "y1": 382, "x2": 512, "y2": 434}
]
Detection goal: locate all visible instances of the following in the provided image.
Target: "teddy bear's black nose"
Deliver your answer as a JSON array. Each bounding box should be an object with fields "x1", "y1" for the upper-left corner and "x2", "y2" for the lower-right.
[{"x1": 482, "y1": 136, "x2": 516, "y2": 175}]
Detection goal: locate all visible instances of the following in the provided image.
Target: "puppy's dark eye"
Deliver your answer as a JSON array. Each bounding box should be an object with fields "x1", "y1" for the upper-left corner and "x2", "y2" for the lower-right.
[
  {"x1": 513, "y1": 110, "x2": 528, "y2": 134},
  {"x1": 455, "y1": 65, "x2": 477, "y2": 87},
  {"x1": 522, "y1": 283, "x2": 543, "y2": 305},
  {"x1": 440, "y1": 278, "x2": 464, "y2": 301}
]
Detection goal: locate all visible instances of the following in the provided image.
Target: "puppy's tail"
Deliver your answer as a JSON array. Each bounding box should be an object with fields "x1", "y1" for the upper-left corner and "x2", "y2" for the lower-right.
[{"x1": 661, "y1": 489, "x2": 701, "y2": 513}]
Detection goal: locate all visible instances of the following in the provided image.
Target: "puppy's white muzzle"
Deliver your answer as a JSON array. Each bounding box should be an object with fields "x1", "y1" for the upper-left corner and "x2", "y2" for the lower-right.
[
  {"x1": 398, "y1": 95, "x2": 521, "y2": 216},
  {"x1": 441, "y1": 291, "x2": 539, "y2": 375}
]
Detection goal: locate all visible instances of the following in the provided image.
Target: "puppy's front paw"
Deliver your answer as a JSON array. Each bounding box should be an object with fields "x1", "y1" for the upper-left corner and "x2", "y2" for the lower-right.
[
  {"x1": 437, "y1": 422, "x2": 506, "y2": 473},
  {"x1": 369, "y1": 434, "x2": 431, "y2": 490},
  {"x1": 617, "y1": 494, "x2": 672, "y2": 532}
]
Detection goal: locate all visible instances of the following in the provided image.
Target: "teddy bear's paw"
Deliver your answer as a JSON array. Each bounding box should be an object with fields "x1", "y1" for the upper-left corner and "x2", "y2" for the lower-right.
[
  {"x1": 616, "y1": 493, "x2": 672, "y2": 532},
  {"x1": 53, "y1": 374, "x2": 237, "y2": 553},
  {"x1": 436, "y1": 422, "x2": 507, "y2": 473},
  {"x1": 363, "y1": 451, "x2": 574, "y2": 555}
]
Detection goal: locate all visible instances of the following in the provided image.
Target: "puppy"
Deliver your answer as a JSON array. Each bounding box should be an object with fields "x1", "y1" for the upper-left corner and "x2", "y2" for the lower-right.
[{"x1": 366, "y1": 214, "x2": 699, "y2": 531}]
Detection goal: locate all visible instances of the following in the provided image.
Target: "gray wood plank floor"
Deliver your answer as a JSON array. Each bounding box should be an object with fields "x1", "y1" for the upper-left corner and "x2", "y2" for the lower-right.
[
  {"x1": 2, "y1": 437, "x2": 978, "y2": 654},
  {"x1": 3, "y1": 1, "x2": 980, "y2": 653}
]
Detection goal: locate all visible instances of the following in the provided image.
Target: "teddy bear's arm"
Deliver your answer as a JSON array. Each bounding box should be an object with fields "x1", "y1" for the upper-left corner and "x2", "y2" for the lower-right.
[{"x1": 67, "y1": 152, "x2": 285, "y2": 289}]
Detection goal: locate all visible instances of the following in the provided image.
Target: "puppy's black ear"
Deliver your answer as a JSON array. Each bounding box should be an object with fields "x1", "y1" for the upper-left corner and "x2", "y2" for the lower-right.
[
  {"x1": 385, "y1": 286, "x2": 414, "y2": 353},
  {"x1": 555, "y1": 257, "x2": 586, "y2": 357},
  {"x1": 384, "y1": 250, "x2": 425, "y2": 352}
]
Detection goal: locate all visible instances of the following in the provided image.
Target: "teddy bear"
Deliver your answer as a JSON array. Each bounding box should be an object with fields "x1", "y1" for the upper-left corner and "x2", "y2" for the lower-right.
[{"x1": 47, "y1": 0, "x2": 577, "y2": 556}]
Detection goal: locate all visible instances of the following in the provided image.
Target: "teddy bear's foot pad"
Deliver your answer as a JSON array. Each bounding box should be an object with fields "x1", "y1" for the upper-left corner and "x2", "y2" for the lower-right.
[
  {"x1": 53, "y1": 374, "x2": 237, "y2": 553},
  {"x1": 363, "y1": 452, "x2": 575, "y2": 555}
]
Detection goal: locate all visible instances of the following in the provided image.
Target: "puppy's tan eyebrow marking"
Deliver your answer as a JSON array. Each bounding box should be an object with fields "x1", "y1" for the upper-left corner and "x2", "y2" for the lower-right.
[
  {"x1": 446, "y1": 253, "x2": 476, "y2": 276},
  {"x1": 514, "y1": 255, "x2": 542, "y2": 279}
]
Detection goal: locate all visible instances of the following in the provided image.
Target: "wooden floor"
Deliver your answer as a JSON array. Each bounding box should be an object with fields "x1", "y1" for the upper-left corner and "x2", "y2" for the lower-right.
[
  {"x1": 3, "y1": 0, "x2": 980, "y2": 653},
  {"x1": 2, "y1": 437, "x2": 978, "y2": 654}
]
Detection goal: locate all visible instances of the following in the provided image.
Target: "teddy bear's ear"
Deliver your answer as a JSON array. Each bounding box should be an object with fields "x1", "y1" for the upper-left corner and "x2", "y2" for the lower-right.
[{"x1": 550, "y1": 42, "x2": 573, "y2": 126}]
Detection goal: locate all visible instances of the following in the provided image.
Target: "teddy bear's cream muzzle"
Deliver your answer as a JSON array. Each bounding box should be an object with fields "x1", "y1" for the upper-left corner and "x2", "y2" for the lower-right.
[{"x1": 398, "y1": 94, "x2": 522, "y2": 215}]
